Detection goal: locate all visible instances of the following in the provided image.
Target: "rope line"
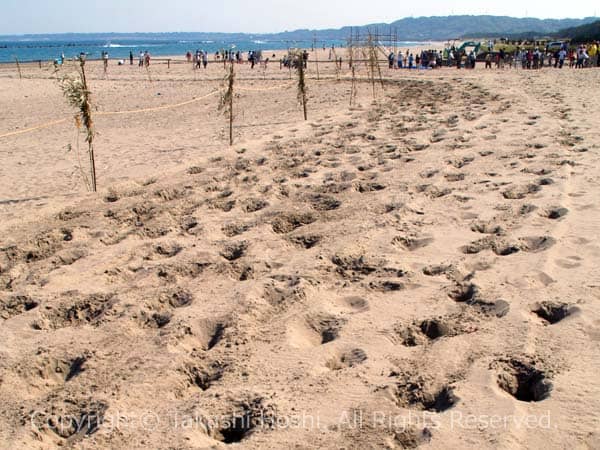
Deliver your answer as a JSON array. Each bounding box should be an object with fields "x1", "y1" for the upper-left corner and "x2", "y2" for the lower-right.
[
  {"x1": 0, "y1": 82, "x2": 293, "y2": 140},
  {"x1": 96, "y1": 89, "x2": 219, "y2": 116},
  {"x1": 0, "y1": 118, "x2": 68, "y2": 139}
]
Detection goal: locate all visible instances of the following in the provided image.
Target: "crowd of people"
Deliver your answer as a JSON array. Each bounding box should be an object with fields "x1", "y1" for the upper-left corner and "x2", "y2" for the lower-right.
[
  {"x1": 387, "y1": 49, "x2": 444, "y2": 69},
  {"x1": 53, "y1": 40, "x2": 600, "y2": 73},
  {"x1": 182, "y1": 49, "x2": 268, "y2": 69},
  {"x1": 455, "y1": 41, "x2": 600, "y2": 70}
]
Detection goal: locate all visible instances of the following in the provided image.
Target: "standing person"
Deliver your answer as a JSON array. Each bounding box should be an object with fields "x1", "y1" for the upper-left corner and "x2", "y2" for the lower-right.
[
  {"x1": 129, "y1": 50, "x2": 134, "y2": 65},
  {"x1": 408, "y1": 53, "x2": 414, "y2": 69},
  {"x1": 558, "y1": 47, "x2": 566, "y2": 68},
  {"x1": 138, "y1": 51, "x2": 144, "y2": 67},
  {"x1": 485, "y1": 52, "x2": 492, "y2": 69},
  {"x1": 102, "y1": 51, "x2": 109, "y2": 74},
  {"x1": 388, "y1": 51, "x2": 395, "y2": 69},
  {"x1": 397, "y1": 51, "x2": 404, "y2": 69},
  {"x1": 144, "y1": 51, "x2": 151, "y2": 68},
  {"x1": 202, "y1": 50, "x2": 208, "y2": 69}
]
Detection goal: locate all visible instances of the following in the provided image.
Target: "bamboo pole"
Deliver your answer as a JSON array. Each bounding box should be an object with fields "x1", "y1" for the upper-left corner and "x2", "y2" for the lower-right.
[{"x1": 15, "y1": 57, "x2": 22, "y2": 79}]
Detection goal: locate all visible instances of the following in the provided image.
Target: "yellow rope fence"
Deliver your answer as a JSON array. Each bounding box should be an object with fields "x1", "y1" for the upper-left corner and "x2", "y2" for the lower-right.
[{"x1": 0, "y1": 82, "x2": 293, "y2": 140}]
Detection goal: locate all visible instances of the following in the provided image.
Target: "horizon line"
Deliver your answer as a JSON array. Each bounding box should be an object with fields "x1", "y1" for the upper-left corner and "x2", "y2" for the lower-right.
[{"x1": 1, "y1": 14, "x2": 597, "y2": 38}]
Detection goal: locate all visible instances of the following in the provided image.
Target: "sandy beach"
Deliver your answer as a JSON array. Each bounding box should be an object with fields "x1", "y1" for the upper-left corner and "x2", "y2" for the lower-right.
[{"x1": 0, "y1": 47, "x2": 599, "y2": 449}]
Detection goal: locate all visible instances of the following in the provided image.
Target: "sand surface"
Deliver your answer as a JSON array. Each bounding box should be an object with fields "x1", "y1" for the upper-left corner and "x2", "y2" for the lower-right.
[{"x1": 0, "y1": 50, "x2": 599, "y2": 449}]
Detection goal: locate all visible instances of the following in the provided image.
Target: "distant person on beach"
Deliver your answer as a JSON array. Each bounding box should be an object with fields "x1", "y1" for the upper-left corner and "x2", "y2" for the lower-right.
[
  {"x1": 558, "y1": 48, "x2": 566, "y2": 68},
  {"x1": 144, "y1": 51, "x2": 151, "y2": 68},
  {"x1": 202, "y1": 51, "x2": 208, "y2": 69},
  {"x1": 397, "y1": 52, "x2": 404, "y2": 68},
  {"x1": 186, "y1": 51, "x2": 192, "y2": 63},
  {"x1": 408, "y1": 53, "x2": 414, "y2": 69},
  {"x1": 388, "y1": 51, "x2": 395, "y2": 69},
  {"x1": 129, "y1": 51, "x2": 133, "y2": 65},
  {"x1": 138, "y1": 51, "x2": 144, "y2": 67}
]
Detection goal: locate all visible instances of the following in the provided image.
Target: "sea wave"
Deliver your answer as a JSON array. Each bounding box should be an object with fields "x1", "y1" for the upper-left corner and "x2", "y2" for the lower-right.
[{"x1": 103, "y1": 43, "x2": 137, "y2": 48}]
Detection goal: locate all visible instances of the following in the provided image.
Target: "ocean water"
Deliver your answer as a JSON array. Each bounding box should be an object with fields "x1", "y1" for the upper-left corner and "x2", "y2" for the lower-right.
[
  {"x1": 0, "y1": 38, "x2": 351, "y2": 63},
  {"x1": 0, "y1": 36, "x2": 425, "y2": 63}
]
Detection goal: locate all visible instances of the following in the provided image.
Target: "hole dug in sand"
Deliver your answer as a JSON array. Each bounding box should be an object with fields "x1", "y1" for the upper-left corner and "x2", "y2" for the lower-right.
[{"x1": 495, "y1": 359, "x2": 553, "y2": 402}]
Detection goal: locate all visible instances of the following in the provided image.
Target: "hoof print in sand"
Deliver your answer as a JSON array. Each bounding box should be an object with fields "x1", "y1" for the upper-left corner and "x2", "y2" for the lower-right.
[
  {"x1": 369, "y1": 280, "x2": 404, "y2": 292},
  {"x1": 398, "y1": 318, "x2": 462, "y2": 347},
  {"x1": 272, "y1": 212, "x2": 317, "y2": 234},
  {"x1": 394, "y1": 377, "x2": 459, "y2": 412},
  {"x1": 533, "y1": 302, "x2": 576, "y2": 324},
  {"x1": 0, "y1": 294, "x2": 39, "y2": 320},
  {"x1": 518, "y1": 236, "x2": 556, "y2": 253},
  {"x1": 502, "y1": 184, "x2": 541, "y2": 200},
  {"x1": 31, "y1": 400, "x2": 108, "y2": 441},
  {"x1": 181, "y1": 360, "x2": 226, "y2": 391},
  {"x1": 220, "y1": 241, "x2": 249, "y2": 261},
  {"x1": 327, "y1": 348, "x2": 367, "y2": 370},
  {"x1": 447, "y1": 283, "x2": 509, "y2": 317},
  {"x1": 212, "y1": 397, "x2": 277, "y2": 444},
  {"x1": 196, "y1": 319, "x2": 228, "y2": 351},
  {"x1": 422, "y1": 264, "x2": 454, "y2": 277},
  {"x1": 35, "y1": 292, "x2": 117, "y2": 330},
  {"x1": 541, "y1": 207, "x2": 569, "y2": 220},
  {"x1": 341, "y1": 296, "x2": 369, "y2": 312},
  {"x1": 289, "y1": 314, "x2": 346, "y2": 348},
  {"x1": 287, "y1": 234, "x2": 321, "y2": 249},
  {"x1": 393, "y1": 427, "x2": 433, "y2": 448},
  {"x1": 470, "y1": 221, "x2": 505, "y2": 235},
  {"x1": 241, "y1": 198, "x2": 268, "y2": 213},
  {"x1": 159, "y1": 289, "x2": 194, "y2": 308},
  {"x1": 332, "y1": 254, "x2": 378, "y2": 278},
  {"x1": 393, "y1": 235, "x2": 434, "y2": 252},
  {"x1": 461, "y1": 238, "x2": 519, "y2": 256},
  {"x1": 356, "y1": 182, "x2": 386, "y2": 193},
  {"x1": 494, "y1": 359, "x2": 553, "y2": 402},
  {"x1": 139, "y1": 311, "x2": 172, "y2": 329},
  {"x1": 152, "y1": 241, "x2": 182, "y2": 259},
  {"x1": 307, "y1": 194, "x2": 341, "y2": 211}
]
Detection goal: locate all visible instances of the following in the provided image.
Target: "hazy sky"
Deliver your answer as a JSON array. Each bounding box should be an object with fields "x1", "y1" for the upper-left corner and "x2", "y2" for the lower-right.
[{"x1": 2, "y1": 0, "x2": 598, "y2": 35}]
